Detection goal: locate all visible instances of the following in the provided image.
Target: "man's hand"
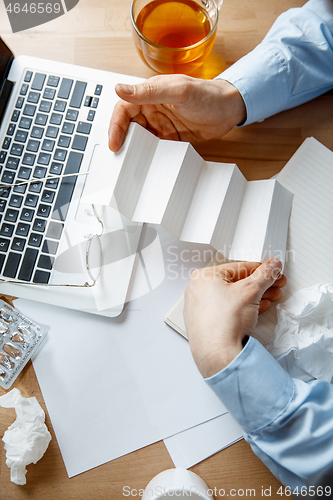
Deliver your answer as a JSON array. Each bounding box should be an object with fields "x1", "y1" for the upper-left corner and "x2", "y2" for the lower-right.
[
  {"x1": 108, "y1": 74, "x2": 246, "y2": 152},
  {"x1": 184, "y1": 259, "x2": 286, "y2": 378}
]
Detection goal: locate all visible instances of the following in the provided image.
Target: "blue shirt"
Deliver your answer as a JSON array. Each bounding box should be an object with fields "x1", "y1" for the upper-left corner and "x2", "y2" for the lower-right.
[
  {"x1": 219, "y1": 0, "x2": 333, "y2": 125},
  {"x1": 205, "y1": 337, "x2": 333, "y2": 488},
  {"x1": 208, "y1": 0, "x2": 333, "y2": 488}
]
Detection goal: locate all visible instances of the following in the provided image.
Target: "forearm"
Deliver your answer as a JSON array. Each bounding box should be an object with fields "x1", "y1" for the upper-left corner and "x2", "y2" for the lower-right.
[
  {"x1": 218, "y1": 0, "x2": 333, "y2": 125},
  {"x1": 205, "y1": 337, "x2": 333, "y2": 488}
]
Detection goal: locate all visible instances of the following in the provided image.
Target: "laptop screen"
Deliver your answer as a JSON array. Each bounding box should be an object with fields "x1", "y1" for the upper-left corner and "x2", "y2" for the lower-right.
[
  {"x1": 0, "y1": 38, "x2": 14, "y2": 124},
  {"x1": 0, "y1": 38, "x2": 13, "y2": 88}
]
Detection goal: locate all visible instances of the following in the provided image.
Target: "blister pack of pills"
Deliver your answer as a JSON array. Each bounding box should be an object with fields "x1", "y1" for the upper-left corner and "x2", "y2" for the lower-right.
[{"x1": 0, "y1": 300, "x2": 48, "y2": 389}]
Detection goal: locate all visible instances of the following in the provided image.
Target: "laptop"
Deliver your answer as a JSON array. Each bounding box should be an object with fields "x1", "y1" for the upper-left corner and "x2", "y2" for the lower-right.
[{"x1": 0, "y1": 37, "x2": 144, "y2": 317}]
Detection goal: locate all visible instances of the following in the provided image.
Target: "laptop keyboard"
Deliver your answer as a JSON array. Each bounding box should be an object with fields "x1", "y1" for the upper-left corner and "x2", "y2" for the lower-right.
[{"x1": 0, "y1": 70, "x2": 102, "y2": 285}]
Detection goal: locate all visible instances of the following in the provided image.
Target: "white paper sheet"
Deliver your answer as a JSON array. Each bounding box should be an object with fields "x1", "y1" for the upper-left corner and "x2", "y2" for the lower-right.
[
  {"x1": 164, "y1": 412, "x2": 243, "y2": 470},
  {"x1": 22, "y1": 226, "x2": 228, "y2": 478},
  {"x1": 255, "y1": 137, "x2": 333, "y2": 344},
  {"x1": 82, "y1": 123, "x2": 293, "y2": 264}
]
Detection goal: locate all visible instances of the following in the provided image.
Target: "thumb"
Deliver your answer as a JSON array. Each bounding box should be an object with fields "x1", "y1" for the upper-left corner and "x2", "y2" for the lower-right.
[
  {"x1": 115, "y1": 75, "x2": 189, "y2": 105},
  {"x1": 246, "y1": 258, "x2": 283, "y2": 298}
]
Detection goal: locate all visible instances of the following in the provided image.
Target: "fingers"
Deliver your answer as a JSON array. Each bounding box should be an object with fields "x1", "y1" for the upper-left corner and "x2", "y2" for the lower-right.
[
  {"x1": 114, "y1": 75, "x2": 192, "y2": 106},
  {"x1": 108, "y1": 100, "x2": 143, "y2": 152},
  {"x1": 245, "y1": 258, "x2": 283, "y2": 299}
]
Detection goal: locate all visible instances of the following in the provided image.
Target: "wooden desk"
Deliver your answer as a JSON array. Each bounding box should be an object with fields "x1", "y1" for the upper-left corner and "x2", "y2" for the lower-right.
[{"x1": 0, "y1": 1, "x2": 332, "y2": 498}]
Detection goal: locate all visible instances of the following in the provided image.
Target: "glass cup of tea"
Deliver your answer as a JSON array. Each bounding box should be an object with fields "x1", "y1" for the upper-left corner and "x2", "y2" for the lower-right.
[{"x1": 130, "y1": 0, "x2": 223, "y2": 75}]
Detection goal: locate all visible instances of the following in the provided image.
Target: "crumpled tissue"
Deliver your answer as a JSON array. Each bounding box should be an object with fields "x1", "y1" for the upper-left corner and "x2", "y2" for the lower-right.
[
  {"x1": 0, "y1": 388, "x2": 52, "y2": 485},
  {"x1": 266, "y1": 284, "x2": 333, "y2": 383}
]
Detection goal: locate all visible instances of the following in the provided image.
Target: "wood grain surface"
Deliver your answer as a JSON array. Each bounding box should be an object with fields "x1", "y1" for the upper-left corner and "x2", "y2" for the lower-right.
[{"x1": 0, "y1": 0, "x2": 332, "y2": 498}]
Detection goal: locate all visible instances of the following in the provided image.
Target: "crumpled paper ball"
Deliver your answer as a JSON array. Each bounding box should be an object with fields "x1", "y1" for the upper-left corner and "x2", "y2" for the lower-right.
[
  {"x1": 0, "y1": 388, "x2": 52, "y2": 485},
  {"x1": 266, "y1": 283, "x2": 333, "y2": 383}
]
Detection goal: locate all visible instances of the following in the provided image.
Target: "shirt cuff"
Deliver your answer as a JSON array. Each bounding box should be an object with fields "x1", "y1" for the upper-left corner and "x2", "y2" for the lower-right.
[
  {"x1": 217, "y1": 44, "x2": 289, "y2": 126},
  {"x1": 204, "y1": 336, "x2": 294, "y2": 433}
]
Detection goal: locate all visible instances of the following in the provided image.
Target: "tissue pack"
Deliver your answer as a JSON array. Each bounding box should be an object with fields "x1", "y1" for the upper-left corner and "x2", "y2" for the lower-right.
[{"x1": 0, "y1": 300, "x2": 47, "y2": 389}]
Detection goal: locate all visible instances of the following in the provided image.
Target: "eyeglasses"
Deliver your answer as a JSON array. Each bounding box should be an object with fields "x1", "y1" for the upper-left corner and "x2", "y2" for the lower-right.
[{"x1": 0, "y1": 174, "x2": 104, "y2": 288}]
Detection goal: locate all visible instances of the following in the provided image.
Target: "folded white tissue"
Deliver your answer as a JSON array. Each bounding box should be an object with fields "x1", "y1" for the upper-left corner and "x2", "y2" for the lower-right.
[
  {"x1": 267, "y1": 284, "x2": 333, "y2": 383},
  {"x1": 0, "y1": 388, "x2": 52, "y2": 485}
]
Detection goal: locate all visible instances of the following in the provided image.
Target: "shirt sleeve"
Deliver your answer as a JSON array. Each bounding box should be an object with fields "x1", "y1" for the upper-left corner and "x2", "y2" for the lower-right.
[
  {"x1": 204, "y1": 336, "x2": 333, "y2": 489},
  {"x1": 218, "y1": 0, "x2": 333, "y2": 125}
]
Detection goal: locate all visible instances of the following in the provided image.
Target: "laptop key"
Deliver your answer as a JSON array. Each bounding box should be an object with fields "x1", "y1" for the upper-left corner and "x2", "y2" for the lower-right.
[
  {"x1": 42, "y1": 239, "x2": 58, "y2": 255},
  {"x1": 17, "y1": 167, "x2": 32, "y2": 180},
  {"x1": 33, "y1": 166, "x2": 47, "y2": 179},
  {"x1": 42, "y1": 190, "x2": 55, "y2": 204},
  {"x1": 47, "y1": 75, "x2": 60, "y2": 87},
  {"x1": 45, "y1": 126, "x2": 59, "y2": 139},
  {"x1": 25, "y1": 194, "x2": 38, "y2": 208},
  {"x1": 54, "y1": 100, "x2": 67, "y2": 112},
  {"x1": 24, "y1": 71, "x2": 33, "y2": 83},
  {"x1": 2, "y1": 170, "x2": 15, "y2": 184},
  {"x1": 69, "y1": 81, "x2": 87, "y2": 108},
  {"x1": 0, "y1": 199, "x2": 7, "y2": 212},
  {"x1": 10, "y1": 143, "x2": 24, "y2": 156},
  {"x1": 26, "y1": 139, "x2": 40, "y2": 152},
  {"x1": 31, "y1": 73, "x2": 46, "y2": 91},
  {"x1": 11, "y1": 238, "x2": 26, "y2": 252},
  {"x1": 0, "y1": 151, "x2": 7, "y2": 163},
  {"x1": 22, "y1": 153, "x2": 36, "y2": 166},
  {"x1": 20, "y1": 84, "x2": 29, "y2": 95},
  {"x1": 0, "y1": 237, "x2": 10, "y2": 252},
  {"x1": 39, "y1": 101, "x2": 52, "y2": 113},
  {"x1": 37, "y1": 152, "x2": 51, "y2": 165},
  {"x1": 13, "y1": 183, "x2": 27, "y2": 194},
  {"x1": 46, "y1": 221, "x2": 63, "y2": 239},
  {"x1": 33, "y1": 218, "x2": 46, "y2": 232},
  {"x1": 54, "y1": 149, "x2": 67, "y2": 162},
  {"x1": 50, "y1": 113, "x2": 63, "y2": 126},
  {"x1": 19, "y1": 117, "x2": 32, "y2": 129},
  {"x1": 66, "y1": 109, "x2": 78, "y2": 121},
  {"x1": 37, "y1": 254, "x2": 54, "y2": 270},
  {"x1": 6, "y1": 157, "x2": 19, "y2": 170},
  {"x1": 58, "y1": 78, "x2": 73, "y2": 99},
  {"x1": 35, "y1": 113, "x2": 48, "y2": 126},
  {"x1": 17, "y1": 248, "x2": 38, "y2": 281},
  {"x1": 3, "y1": 252, "x2": 22, "y2": 278},
  {"x1": 29, "y1": 181, "x2": 42, "y2": 193},
  {"x1": 9, "y1": 195, "x2": 23, "y2": 208},
  {"x1": 16, "y1": 223, "x2": 30, "y2": 237},
  {"x1": 72, "y1": 135, "x2": 88, "y2": 151},
  {"x1": 28, "y1": 233, "x2": 43, "y2": 247},
  {"x1": 58, "y1": 135, "x2": 71, "y2": 148},
  {"x1": 15, "y1": 130, "x2": 28, "y2": 143},
  {"x1": 20, "y1": 208, "x2": 35, "y2": 222},
  {"x1": 11, "y1": 110, "x2": 20, "y2": 122},
  {"x1": 43, "y1": 88, "x2": 56, "y2": 100},
  {"x1": 4, "y1": 209, "x2": 19, "y2": 223},
  {"x1": 0, "y1": 222, "x2": 14, "y2": 237},
  {"x1": 87, "y1": 110, "x2": 95, "y2": 122},
  {"x1": 23, "y1": 104, "x2": 37, "y2": 117},
  {"x1": 49, "y1": 162, "x2": 63, "y2": 175},
  {"x1": 16, "y1": 97, "x2": 24, "y2": 109},
  {"x1": 2, "y1": 137, "x2": 11, "y2": 149},
  {"x1": 27, "y1": 91, "x2": 40, "y2": 104},
  {"x1": 77, "y1": 122, "x2": 91, "y2": 135},
  {"x1": 33, "y1": 269, "x2": 50, "y2": 284},
  {"x1": 37, "y1": 204, "x2": 51, "y2": 218},
  {"x1": 31, "y1": 126, "x2": 44, "y2": 139},
  {"x1": 41, "y1": 139, "x2": 55, "y2": 152},
  {"x1": 62, "y1": 122, "x2": 74, "y2": 134},
  {"x1": 7, "y1": 123, "x2": 16, "y2": 136}
]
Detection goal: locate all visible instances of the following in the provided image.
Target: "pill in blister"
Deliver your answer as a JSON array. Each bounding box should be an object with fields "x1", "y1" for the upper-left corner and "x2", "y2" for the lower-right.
[
  {"x1": 0, "y1": 323, "x2": 8, "y2": 335},
  {"x1": 0, "y1": 368, "x2": 6, "y2": 380},
  {"x1": 3, "y1": 343, "x2": 21, "y2": 359},
  {"x1": 18, "y1": 325, "x2": 35, "y2": 340},
  {"x1": 0, "y1": 352, "x2": 15, "y2": 370},
  {"x1": 0, "y1": 311, "x2": 13, "y2": 323},
  {"x1": 11, "y1": 333, "x2": 29, "y2": 350}
]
